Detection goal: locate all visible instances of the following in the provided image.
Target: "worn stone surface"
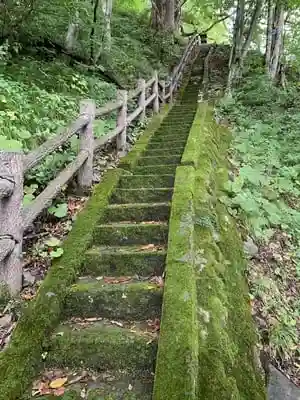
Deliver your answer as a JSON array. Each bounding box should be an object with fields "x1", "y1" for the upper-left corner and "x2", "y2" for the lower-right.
[{"x1": 268, "y1": 365, "x2": 300, "y2": 400}]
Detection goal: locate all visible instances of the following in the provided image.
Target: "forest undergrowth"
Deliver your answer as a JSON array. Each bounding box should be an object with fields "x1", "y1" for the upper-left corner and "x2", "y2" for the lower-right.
[{"x1": 217, "y1": 58, "x2": 300, "y2": 385}]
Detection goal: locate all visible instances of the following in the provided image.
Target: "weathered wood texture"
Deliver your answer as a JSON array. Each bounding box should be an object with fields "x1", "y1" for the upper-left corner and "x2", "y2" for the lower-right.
[
  {"x1": 0, "y1": 34, "x2": 201, "y2": 293},
  {"x1": 78, "y1": 100, "x2": 96, "y2": 193},
  {"x1": 0, "y1": 151, "x2": 23, "y2": 294}
]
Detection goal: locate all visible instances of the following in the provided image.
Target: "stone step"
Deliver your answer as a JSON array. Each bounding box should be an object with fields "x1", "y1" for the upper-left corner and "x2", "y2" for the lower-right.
[
  {"x1": 45, "y1": 322, "x2": 157, "y2": 374},
  {"x1": 84, "y1": 244, "x2": 166, "y2": 276},
  {"x1": 63, "y1": 277, "x2": 162, "y2": 320},
  {"x1": 143, "y1": 148, "x2": 183, "y2": 157},
  {"x1": 111, "y1": 188, "x2": 173, "y2": 204},
  {"x1": 137, "y1": 155, "x2": 181, "y2": 166},
  {"x1": 118, "y1": 174, "x2": 175, "y2": 189},
  {"x1": 149, "y1": 133, "x2": 188, "y2": 143},
  {"x1": 103, "y1": 202, "x2": 170, "y2": 223},
  {"x1": 93, "y1": 222, "x2": 168, "y2": 246},
  {"x1": 146, "y1": 140, "x2": 186, "y2": 150},
  {"x1": 133, "y1": 164, "x2": 177, "y2": 175}
]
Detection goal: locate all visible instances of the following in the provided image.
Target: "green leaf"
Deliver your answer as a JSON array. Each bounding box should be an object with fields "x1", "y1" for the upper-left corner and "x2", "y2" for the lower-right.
[
  {"x1": 45, "y1": 237, "x2": 61, "y2": 248},
  {"x1": 50, "y1": 248, "x2": 64, "y2": 259},
  {"x1": 48, "y1": 203, "x2": 68, "y2": 218}
]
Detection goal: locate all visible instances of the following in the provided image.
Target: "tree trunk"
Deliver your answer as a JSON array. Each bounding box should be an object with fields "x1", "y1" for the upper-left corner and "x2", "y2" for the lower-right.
[
  {"x1": 101, "y1": 0, "x2": 113, "y2": 52},
  {"x1": 90, "y1": 0, "x2": 100, "y2": 61},
  {"x1": 65, "y1": 11, "x2": 79, "y2": 52},
  {"x1": 269, "y1": 2, "x2": 285, "y2": 80},
  {"x1": 265, "y1": 0, "x2": 274, "y2": 73},
  {"x1": 151, "y1": 0, "x2": 165, "y2": 30},
  {"x1": 241, "y1": 0, "x2": 263, "y2": 59},
  {"x1": 164, "y1": 0, "x2": 175, "y2": 31}
]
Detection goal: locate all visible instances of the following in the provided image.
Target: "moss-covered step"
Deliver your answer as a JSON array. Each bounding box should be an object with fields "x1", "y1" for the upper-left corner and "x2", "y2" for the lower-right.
[
  {"x1": 84, "y1": 245, "x2": 166, "y2": 276},
  {"x1": 118, "y1": 174, "x2": 175, "y2": 189},
  {"x1": 110, "y1": 188, "x2": 174, "y2": 204},
  {"x1": 137, "y1": 155, "x2": 181, "y2": 166},
  {"x1": 133, "y1": 165, "x2": 177, "y2": 175},
  {"x1": 93, "y1": 222, "x2": 168, "y2": 246},
  {"x1": 32, "y1": 370, "x2": 153, "y2": 400},
  {"x1": 103, "y1": 202, "x2": 171, "y2": 223},
  {"x1": 63, "y1": 278, "x2": 162, "y2": 319},
  {"x1": 45, "y1": 324, "x2": 157, "y2": 373},
  {"x1": 146, "y1": 139, "x2": 187, "y2": 150},
  {"x1": 143, "y1": 148, "x2": 183, "y2": 157},
  {"x1": 148, "y1": 134, "x2": 189, "y2": 144}
]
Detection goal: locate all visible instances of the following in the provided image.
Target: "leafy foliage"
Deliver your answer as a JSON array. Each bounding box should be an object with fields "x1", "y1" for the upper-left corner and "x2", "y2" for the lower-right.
[{"x1": 218, "y1": 69, "x2": 300, "y2": 373}]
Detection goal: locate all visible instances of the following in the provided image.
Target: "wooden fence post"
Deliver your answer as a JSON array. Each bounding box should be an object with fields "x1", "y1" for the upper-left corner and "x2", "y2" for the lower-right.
[
  {"x1": 152, "y1": 71, "x2": 160, "y2": 113},
  {"x1": 116, "y1": 90, "x2": 128, "y2": 152},
  {"x1": 0, "y1": 151, "x2": 23, "y2": 295},
  {"x1": 138, "y1": 79, "x2": 146, "y2": 121},
  {"x1": 78, "y1": 99, "x2": 95, "y2": 193},
  {"x1": 169, "y1": 79, "x2": 174, "y2": 103}
]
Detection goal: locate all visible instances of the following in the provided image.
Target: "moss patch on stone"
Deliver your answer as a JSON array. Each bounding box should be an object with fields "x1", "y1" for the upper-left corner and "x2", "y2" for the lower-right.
[
  {"x1": 153, "y1": 165, "x2": 199, "y2": 400},
  {"x1": 118, "y1": 174, "x2": 175, "y2": 189},
  {"x1": 103, "y1": 202, "x2": 171, "y2": 223},
  {"x1": 192, "y1": 103, "x2": 265, "y2": 399},
  {"x1": 111, "y1": 188, "x2": 173, "y2": 204},
  {"x1": 0, "y1": 169, "x2": 123, "y2": 400},
  {"x1": 63, "y1": 280, "x2": 162, "y2": 320},
  {"x1": 45, "y1": 324, "x2": 157, "y2": 373},
  {"x1": 93, "y1": 222, "x2": 168, "y2": 246},
  {"x1": 83, "y1": 245, "x2": 166, "y2": 277}
]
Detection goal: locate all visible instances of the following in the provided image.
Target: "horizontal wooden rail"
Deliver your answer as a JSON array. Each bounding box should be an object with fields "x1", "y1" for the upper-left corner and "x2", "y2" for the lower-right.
[
  {"x1": 23, "y1": 115, "x2": 89, "y2": 172},
  {"x1": 23, "y1": 151, "x2": 88, "y2": 230},
  {"x1": 0, "y1": 35, "x2": 202, "y2": 294}
]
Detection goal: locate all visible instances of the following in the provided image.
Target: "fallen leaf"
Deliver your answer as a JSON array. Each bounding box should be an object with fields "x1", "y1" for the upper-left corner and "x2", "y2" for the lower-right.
[
  {"x1": 53, "y1": 387, "x2": 65, "y2": 396},
  {"x1": 104, "y1": 276, "x2": 132, "y2": 284},
  {"x1": 49, "y1": 377, "x2": 68, "y2": 389},
  {"x1": 149, "y1": 276, "x2": 164, "y2": 288},
  {"x1": 139, "y1": 244, "x2": 155, "y2": 251},
  {"x1": 147, "y1": 318, "x2": 160, "y2": 332}
]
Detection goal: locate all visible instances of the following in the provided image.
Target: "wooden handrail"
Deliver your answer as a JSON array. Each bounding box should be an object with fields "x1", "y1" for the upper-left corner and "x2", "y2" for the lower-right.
[{"x1": 0, "y1": 34, "x2": 202, "y2": 294}]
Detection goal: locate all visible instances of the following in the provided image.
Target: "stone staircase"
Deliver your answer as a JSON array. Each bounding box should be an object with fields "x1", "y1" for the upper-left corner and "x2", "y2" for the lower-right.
[{"x1": 32, "y1": 54, "x2": 206, "y2": 400}]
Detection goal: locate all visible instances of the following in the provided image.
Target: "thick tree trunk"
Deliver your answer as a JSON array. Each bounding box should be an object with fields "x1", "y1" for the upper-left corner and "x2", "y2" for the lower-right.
[
  {"x1": 164, "y1": 0, "x2": 175, "y2": 31},
  {"x1": 269, "y1": 2, "x2": 285, "y2": 80},
  {"x1": 151, "y1": 0, "x2": 165, "y2": 30}
]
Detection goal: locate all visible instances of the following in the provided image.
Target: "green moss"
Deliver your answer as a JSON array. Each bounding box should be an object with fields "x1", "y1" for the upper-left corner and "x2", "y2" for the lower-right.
[
  {"x1": 111, "y1": 188, "x2": 173, "y2": 204},
  {"x1": 83, "y1": 245, "x2": 166, "y2": 277},
  {"x1": 93, "y1": 222, "x2": 168, "y2": 246},
  {"x1": 146, "y1": 139, "x2": 186, "y2": 150},
  {"x1": 192, "y1": 104, "x2": 265, "y2": 399},
  {"x1": 133, "y1": 165, "x2": 177, "y2": 175},
  {"x1": 118, "y1": 174, "x2": 175, "y2": 189},
  {"x1": 119, "y1": 105, "x2": 170, "y2": 171},
  {"x1": 0, "y1": 283, "x2": 11, "y2": 311},
  {"x1": 153, "y1": 166, "x2": 198, "y2": 400},
  {"x1": 45, "y1": 325, "x2": 157, "y2": 373},
  {"x1": 181, "y1": 103, "x2": 208, "y2": 168},
  {"x1": 63, "y1": 280, "x2": 162, "y2": 320},
  {"x1": 137, "y1": 155, "x2": 181, "y2": 166},
  {"x1": 0, "y1": 169, "x2": 123, "y2": 400},
  {"x1": 103, "y1": 202, "x2": 171, "y2": 223},
  {"x1": 144, "y1": 148, "x2": 183, "y2": 156}
]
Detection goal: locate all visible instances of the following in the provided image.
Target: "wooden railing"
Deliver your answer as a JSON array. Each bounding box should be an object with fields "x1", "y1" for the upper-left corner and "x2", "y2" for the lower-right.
[{"x1": 0, "y1": 34, "x2": 202, "y2": 294}]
